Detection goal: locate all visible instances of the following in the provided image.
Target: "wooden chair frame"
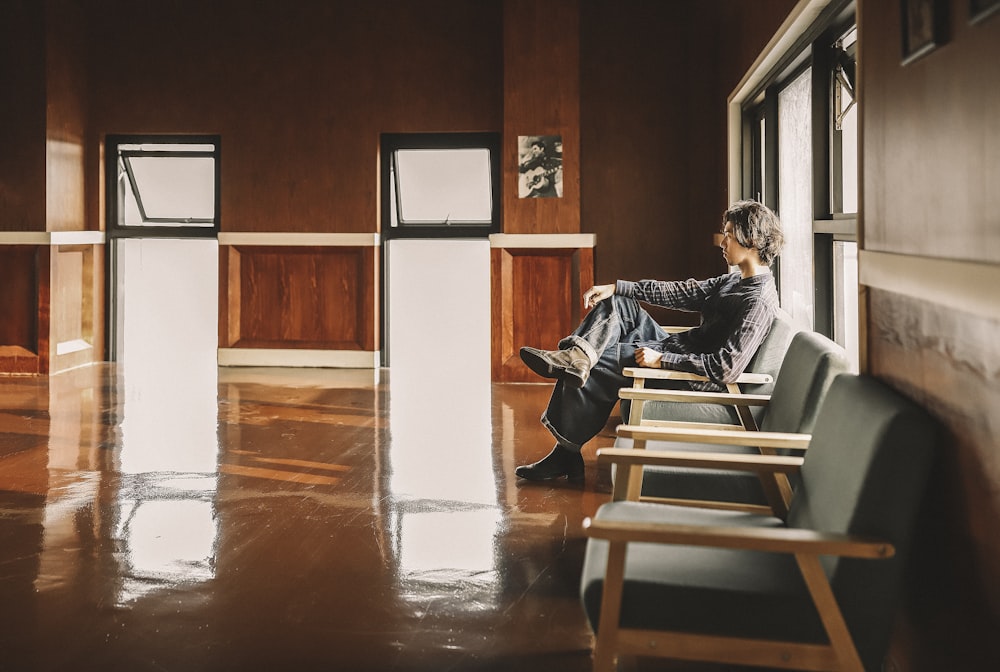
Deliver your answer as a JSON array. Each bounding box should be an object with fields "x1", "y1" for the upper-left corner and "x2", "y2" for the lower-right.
[
  {"x1": 615, "y1": 392, "x2": 802, "y2": 518},
  {"x1": 585, "y1": 443, "x2": 892, "y2": 672},
  {"x1": 622, "y1": 367, "x2": 773, "y2": 431},
  {"x1": 622, "y1": 324, "x2": 774, "y2": 433}
]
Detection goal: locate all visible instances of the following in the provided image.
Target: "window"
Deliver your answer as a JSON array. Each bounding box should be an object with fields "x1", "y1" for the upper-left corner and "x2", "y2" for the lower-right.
[
  {"x1": 107, "y1": 136, "x2": 221, "y2": 237},
  {"x1": 778, "y1": 66, "x2": 815, "y2": 329},
  {"x1": 740, "y1": 1, "x2": 859, "y2": 370},
  {"x1": 380, "y1": 133, "x2": 501, "y2": 238},
  {"x1": 104, "y1": 135, "x2": 221, "y2": 362}
]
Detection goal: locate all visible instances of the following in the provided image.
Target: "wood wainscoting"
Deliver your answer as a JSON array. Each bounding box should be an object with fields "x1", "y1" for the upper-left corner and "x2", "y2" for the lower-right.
[
  {"x1": 218, "y1": 233, "x2": 379, "y2": 368},
  {"x1": 0, "y1": 232, "x2": 104, "y2": 375},
  {"x1": 490, "y1": 234, "x2": 595, "y2": 383}
]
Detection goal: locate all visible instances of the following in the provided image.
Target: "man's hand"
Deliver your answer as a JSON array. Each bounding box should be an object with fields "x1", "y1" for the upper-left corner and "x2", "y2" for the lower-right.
[
  {"x1": 634, "y1": 347, "x2": 663, "y2": 368},
  {"x1": 583, "y1": 284, "x2": 615, "y2": 309}
]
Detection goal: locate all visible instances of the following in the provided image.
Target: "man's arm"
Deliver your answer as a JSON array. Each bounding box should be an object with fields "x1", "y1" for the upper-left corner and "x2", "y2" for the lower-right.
[
  {"x1": 616, "y1": 276, "x2": 727, "y2": 312},
  {"x1": 655, "y1": 299, "x2": 773, "y2": 384}
]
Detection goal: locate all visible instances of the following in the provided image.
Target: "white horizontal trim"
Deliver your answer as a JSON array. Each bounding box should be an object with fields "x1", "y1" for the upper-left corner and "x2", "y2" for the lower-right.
[
  {"x1": 729, "y1": 0, "x2": 835, "y2": 107},
  {"x1": 489, "y1": 233, "x2": 596, "y2": 249},
  {"x1": 218, "y1": 232, "x2": 379, "y2": 246},
  {"x1": 0, "y1": 231, "x2": 105, "y2": 245},
  {"x1": 727, "y1": 0, "x2": 835, "y2": 200},
  {"x1": 218, "y1": 348, "x2": 379, "y2": 368},
  {"x1": 55, "y1": 339, "x2": 92, "y2": 356},
  {"x1": 860, "y1": 250, "x2": 1000, "y2": 321}
]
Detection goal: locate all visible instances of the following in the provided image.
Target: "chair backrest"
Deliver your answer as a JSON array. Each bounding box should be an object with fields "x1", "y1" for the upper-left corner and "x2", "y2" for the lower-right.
[
  {"x1": 758, "y1": 330, "x2": 850, "y2": 434},
  {"x1": 739, "y1": 308, "x2": 797, "y2": 398},
  {"x1": 623, "y1": 310, "x2": 798, "y2": 428},
  {"x1": 787, "y1": 374, "x2": 939, "y2": 669}
]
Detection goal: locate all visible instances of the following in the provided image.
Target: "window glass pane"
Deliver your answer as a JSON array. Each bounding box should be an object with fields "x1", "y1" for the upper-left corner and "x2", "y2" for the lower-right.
[
  {"x1": 778, "y1": 67, "x2": 814, "y2": 329},
  {"x1": 759, "y1": 117, "x2": 767, "y2": 204},
  {"x1": 129, "y1": 156, "x2": 216, "y2": 223},
  {"x1": 834, "y1": 240, "x2": 859, "y2": 371},
  {"x1": 835, "y1": 27, "x2": 858, "y2": 215},
  {"x1": 395, "y1": 149, "x2": 492, "y2": 224},
  {"x1": 840, "y1": 93, "x2": 858, "y2": 213}
]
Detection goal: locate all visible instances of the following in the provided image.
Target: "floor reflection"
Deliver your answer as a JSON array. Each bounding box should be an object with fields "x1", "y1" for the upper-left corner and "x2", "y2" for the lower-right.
[
  {"x1": 111, "y1": 335, "x2": 222, "y2": 604},
  {"x1": 0, "y1": 355, "x2": 607, "y2": 670},
  {"x1": 386, "y1": 358, "x2": 502, "y2": 608}
]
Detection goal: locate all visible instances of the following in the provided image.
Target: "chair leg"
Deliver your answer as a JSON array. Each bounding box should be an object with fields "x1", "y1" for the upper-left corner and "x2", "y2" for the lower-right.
[
  {"x1": 726, "y1": 382, "x2": 759, "y2": 431},
  {"x1": 593, "y1": 541, "x2": 628, "y2": 672},
  {"x1": 795, "y1": 553, "x2": 865, "y2": 672}
]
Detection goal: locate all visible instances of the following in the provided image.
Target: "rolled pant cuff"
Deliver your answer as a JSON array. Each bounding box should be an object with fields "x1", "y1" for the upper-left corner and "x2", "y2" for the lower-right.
[
  {"x1": 556, "y1": 335, "x2": 599, "y2": 368},
  {"x1": 541, "y1": 415, "x2": 583, "y2": 452}
]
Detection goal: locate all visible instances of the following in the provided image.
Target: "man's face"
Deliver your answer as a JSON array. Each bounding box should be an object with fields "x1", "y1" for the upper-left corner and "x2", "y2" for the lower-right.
[
  {"x1": 720, "y1": 221, "x2": 753, "y2": 266},
  {"x1": 530, "y1": 144, "x2": 544, "y2": 157}
]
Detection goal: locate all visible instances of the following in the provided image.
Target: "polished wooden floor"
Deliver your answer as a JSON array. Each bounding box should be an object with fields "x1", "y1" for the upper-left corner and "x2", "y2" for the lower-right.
[{"x1": 0, "y1": 358, "x2": 635, "y2": 672}]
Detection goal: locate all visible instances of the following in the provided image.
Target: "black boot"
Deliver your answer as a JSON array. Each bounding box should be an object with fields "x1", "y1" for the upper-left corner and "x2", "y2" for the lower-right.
[{"x1": 515, "y1": 445, "x2": 585, "y2": 482}]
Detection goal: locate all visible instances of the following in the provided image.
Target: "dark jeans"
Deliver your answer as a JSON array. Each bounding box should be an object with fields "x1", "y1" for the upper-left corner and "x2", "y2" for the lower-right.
[{"x1": 541, "y1": 295, "x2": 679, "y2": 451}]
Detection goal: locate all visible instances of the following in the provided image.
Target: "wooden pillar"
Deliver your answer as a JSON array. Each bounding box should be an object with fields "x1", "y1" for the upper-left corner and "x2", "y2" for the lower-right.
[{"x1": 494, "y1": 0, "x2": 591, "y2": 381}]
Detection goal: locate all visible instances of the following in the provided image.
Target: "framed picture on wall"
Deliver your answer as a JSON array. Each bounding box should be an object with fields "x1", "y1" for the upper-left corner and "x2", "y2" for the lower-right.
[
  {"x1": 901, "y1": 0, "x2": 947, "y2": 65},
  {"x1": 970, "y1": 0, "x2": 1000, "y2": 23},
  {"x1": 517, "y1": 135, "x2": 563, "y2": 199}
]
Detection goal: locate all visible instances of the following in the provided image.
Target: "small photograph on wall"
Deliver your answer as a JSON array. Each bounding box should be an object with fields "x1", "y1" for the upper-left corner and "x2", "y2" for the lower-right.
[{"x1": 518, "y1": 135, "x2": 563, "y2": 198}]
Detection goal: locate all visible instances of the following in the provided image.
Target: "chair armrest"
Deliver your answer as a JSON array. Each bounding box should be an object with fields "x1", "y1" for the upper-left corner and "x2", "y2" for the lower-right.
[
  {"x1": 596, "y1": 447, "x2": 804, "y2": 474},
  {"x1": 582, "y1": 517, "x2": 895, "y2": 559},
  {"x1": 619, "y1": 388, "x2": 771, "y2": 407},
  {"x1": 616, "y1": 424, "x2": 812, "y2": 451},
  {"x1": 624, "y1": 367, "x2": 774, "y2": 386}
]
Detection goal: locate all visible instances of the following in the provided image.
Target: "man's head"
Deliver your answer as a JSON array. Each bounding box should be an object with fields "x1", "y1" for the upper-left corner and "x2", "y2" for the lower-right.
[{"x1": 722, "y1": 200, "x2": 784, "y2": 266}]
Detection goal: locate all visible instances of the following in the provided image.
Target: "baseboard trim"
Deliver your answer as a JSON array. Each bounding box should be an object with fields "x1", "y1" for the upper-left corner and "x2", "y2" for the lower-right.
[{"x1": 218, "y1": 348, "x2": 380, "y2": 368}]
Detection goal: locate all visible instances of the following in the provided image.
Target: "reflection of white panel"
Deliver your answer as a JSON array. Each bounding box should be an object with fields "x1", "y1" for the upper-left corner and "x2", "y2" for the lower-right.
[{"x1": 399, "y1": 509, "x2": 500, "y2": 578}]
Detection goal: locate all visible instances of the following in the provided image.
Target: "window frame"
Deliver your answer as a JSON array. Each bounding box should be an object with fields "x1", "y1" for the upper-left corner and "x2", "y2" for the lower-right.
[
  {"x1": 378, "y1": 132, "x2": 501, "y2": 368},
  {"x1": 379, "y1": 132, "x2": 501, "y2": 240},
  {"x1": 739, "y1": 0, "x2": 857, "y2": 346},
  {"x1": 105, "y1": 134, "x2": 221, "y2": 240}
]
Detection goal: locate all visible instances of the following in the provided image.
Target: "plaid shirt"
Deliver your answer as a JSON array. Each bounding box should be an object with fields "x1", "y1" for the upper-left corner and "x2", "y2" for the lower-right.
[{"x1": 615, "y1": 272, "x2": 778, "y2": 390}]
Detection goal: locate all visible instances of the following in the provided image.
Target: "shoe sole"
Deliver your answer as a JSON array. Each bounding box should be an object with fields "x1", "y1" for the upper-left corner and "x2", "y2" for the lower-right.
[{"x1": 514, "y1": 467, "x2": 585, "y2": 482}]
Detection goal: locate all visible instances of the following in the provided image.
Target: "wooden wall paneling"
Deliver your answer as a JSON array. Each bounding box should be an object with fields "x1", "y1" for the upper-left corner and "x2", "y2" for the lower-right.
[
  {"x1": 858, "y1": 0, "x2": 1000, "y2": 668},
  {"x1": 84, "y1": 1, "x2": 502, "y2": 237},
  {"x1": 49, "y1": 244, "x2": 98, "y2": 373},
  {"x1": 502, "y1": 0, "x2": 580, "y2": 235},
  {"x1": 491, "y1": 246, "x2": 593, "y2": 382},
  {"x1": 866, "y1": 289, "x2": 1000, "y2": 671},
  {"x1": 0, "y1": 1, "x2": 46, "y2": 234},
  {"x1": 44, "y1": 0, "x2": 87, "y2": 234},
  {"x1": 219, "y1": 245, "x2": 241, "y2": 349},
  {"x1": 36, "y1": 246, "x2": 51, "y2": 374},
  {"x1": 861, "y1": 0, "x2": 1000, "y2": 263},
  {"x1": 0, "y1": 246, "x2": 45, "y2": 374},
  {"x1": 224, "y1": 246, "x2": 376, "y2": 351}
]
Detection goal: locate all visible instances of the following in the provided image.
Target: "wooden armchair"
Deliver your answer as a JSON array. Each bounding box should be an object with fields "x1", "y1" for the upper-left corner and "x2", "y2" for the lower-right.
[
  {"x1": 614, "y1": 330, "x2": 850, "y2": 518},
  {"x1": 580, "y1": 374, "x2": 939, "y2": 672},
  {"x1": 621, "y1": 309, "x2": 797, "y2": 431}
]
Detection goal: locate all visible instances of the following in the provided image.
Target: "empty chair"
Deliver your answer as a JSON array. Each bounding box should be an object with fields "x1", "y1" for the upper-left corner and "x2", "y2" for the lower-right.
[
  {"x1": 615, "y1": 330, "x2": 850, "y2": 517},
  {"x1": 581, "y1": 374, "x2": 939, "y2": 672}
]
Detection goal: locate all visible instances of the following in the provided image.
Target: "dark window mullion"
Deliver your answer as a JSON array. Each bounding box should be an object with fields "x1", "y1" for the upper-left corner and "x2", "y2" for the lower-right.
[{"x1": 121, "y1": 156, "x2": 149, "y2": 223}]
